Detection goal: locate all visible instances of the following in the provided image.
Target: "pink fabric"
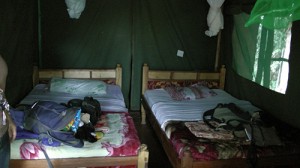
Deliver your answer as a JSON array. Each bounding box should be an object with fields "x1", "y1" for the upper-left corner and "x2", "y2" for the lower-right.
[
  {"x1": 169, "y1": 122, "x2": 246, "y2": 161},
  {"x1": 91, "y1": 112, "x2": 140, "y2": 168},
  {"x1": 19, "y1": 112, "x2": 141, "y2": 161},
  {"x1": 20, "y1": 142, "x2": 43, "y2": 159},
  {"x1": 147, "y1": 80, "x2": 219, "y2": 90},
  {"x1": 164, "y1": 85, "x2": 217, "y2": 101},
  {"x1": 102, "y1": 112, "x2": 140, "y2": 157},
  {"x1": 169, "y1": 122, "x2": 300, "y2": 161},
  {"x1": 185, "y1": 121, "x2": 234, "y2": 140}
]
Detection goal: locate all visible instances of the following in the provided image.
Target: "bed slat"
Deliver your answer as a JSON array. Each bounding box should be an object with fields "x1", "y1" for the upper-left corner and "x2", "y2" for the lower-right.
[{"x1": 33, "y1": 64, "x2": 122, "y2": 87}]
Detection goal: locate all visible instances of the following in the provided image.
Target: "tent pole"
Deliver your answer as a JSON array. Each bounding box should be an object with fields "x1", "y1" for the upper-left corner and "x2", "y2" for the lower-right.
[
  {"x1": 214, "y1": 30, "x2": 221, "y2": 71},
  {"x1": 38, "y1": 0, "x2": 42, "y2": 67}
]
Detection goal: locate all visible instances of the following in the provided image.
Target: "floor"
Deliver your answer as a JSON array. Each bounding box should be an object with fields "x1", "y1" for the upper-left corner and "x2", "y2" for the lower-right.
[{"x1": 130, "y1": 111, "x2": 173, "y2": 168}]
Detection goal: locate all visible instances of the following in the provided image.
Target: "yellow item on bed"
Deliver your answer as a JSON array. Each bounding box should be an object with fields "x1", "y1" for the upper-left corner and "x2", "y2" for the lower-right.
[{"x1": 95, "y1": 131, "x2": 104, "y2": 140}]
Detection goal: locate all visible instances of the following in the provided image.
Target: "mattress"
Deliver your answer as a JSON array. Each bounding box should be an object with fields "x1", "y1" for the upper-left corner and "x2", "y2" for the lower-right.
[
  {"x1": 143, "y1": 89, "x2": 261, "y2": 130},
  {"x1": 144, "y1": 89, "x2": 300, "y2": 162},
  {"x1": 11, "y1": 112, "x2": 140, "y2": 159},
  {"x1": 168, "y1": 121, "x2": 300, "y2": 161},
  {"x1": 20, "y1": 84, "x2": 127, "y2": 112}
]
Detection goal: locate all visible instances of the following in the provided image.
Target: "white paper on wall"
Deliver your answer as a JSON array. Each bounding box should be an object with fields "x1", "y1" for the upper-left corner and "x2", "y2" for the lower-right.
[{"x1": 65, "y1": 0, "x2": 86, "y2": 19}]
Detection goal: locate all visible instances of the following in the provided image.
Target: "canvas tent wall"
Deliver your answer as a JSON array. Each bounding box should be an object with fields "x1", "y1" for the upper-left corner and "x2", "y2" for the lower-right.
[{"x1": 1, "y1": 0, "x2": 300, "y2": 129}]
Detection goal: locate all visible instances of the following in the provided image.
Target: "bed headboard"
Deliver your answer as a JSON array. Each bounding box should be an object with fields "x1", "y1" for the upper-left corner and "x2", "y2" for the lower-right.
[
  {"x1": 142, "y1": 63, "x2": 226, "y2": 94},
  {"x1": 32, "y1": 64, "x2": 122, "y2": 88}
]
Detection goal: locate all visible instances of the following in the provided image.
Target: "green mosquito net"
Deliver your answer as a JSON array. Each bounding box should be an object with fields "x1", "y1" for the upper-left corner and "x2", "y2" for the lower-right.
[
  {"x1": 238, "y1": 0, "x2": 300, "y2": 94},
  {"x1": 245, "y1": 0, "x2": 300, "y2": 29}
]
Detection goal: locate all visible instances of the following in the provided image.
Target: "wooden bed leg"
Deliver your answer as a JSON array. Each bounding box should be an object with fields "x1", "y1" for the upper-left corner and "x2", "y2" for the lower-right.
[
  {"x1": 141, "y1": 106, "x2": 146, "y2": 124},
  {"x1": 137, "y1": 144, "x2": 149, "y2": 168},
  {"x1": 115, "y1": 64, "x2": 122, "y2": 88},
  {"x1": 141, "y1": 63, "x2": 148, "y2": 125},
  {"x1": 181, "y1": 151, "x2": 193, "y2": 168},
  {"x1": 32, "y1": 66, "x2": 39, "y2": 87}
]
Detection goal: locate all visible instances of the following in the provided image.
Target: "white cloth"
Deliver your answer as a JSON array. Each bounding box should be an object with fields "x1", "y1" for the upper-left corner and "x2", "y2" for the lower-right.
[
  {"x1": 205, "y1": 0, "x2": 225, "y2": 37},
  {"x1": 65, "y1": 0, "x2": 86, "y2": 19}
]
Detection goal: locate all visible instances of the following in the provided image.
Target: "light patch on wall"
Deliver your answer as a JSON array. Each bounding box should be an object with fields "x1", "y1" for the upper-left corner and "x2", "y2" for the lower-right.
[
  {"x1": 177, "y1": 50, "x2": 184, "y2": 57},
  {"x1": 65, "y1": 0, "x2": 86, "y2": 19}
]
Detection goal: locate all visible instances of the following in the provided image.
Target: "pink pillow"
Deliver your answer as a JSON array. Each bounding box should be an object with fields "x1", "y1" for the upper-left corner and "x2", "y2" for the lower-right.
[{"x1": 164, "y1": 85, "x2": 216, "y2": 101}]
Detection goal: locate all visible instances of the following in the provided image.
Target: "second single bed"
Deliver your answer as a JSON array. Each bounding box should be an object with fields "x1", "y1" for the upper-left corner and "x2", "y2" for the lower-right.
[{"x1": 141, "y1": 63, "x2": 300, "y2": 168}]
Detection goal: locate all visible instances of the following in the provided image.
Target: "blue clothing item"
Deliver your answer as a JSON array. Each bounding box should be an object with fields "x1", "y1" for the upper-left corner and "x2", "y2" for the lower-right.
[{"x1": 0, "y1": 131, "x2": 10, "y2": 168}]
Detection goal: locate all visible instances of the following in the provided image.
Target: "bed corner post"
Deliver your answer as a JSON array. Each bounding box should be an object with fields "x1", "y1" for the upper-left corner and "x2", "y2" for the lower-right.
[
  {"x1": 181, "y1": 151, "x2": 193, "y2": 168},
  {"x1": 219, "y1": 65, "x2": 226, "y2": 89},
  {"x1": 137, "y1": 144, "x2": 149, "y2": 168},
  {"x1": 116, "y1": 64, "x2": 122, "y2": 88},
  {"x1": 33, "y1": 66, "x2": 39, "y2": 87},
  {"x1": 141, "y1": 63, "x2": 149, "y2": 125}
]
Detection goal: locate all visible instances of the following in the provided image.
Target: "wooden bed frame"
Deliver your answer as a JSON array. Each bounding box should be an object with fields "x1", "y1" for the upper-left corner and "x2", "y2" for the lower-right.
[
  {"x1": 10, "y1": 64, "x2": 149, "y2": 168},
  {"x1": 141, "y1": 63, "x2": 225, "y2": 125},
  {"x1": 140, "y1": 63, "x2": 300, "y2": 168},
  {"x1": 32, "y1": 64, "x2": 123, "y2": 87}
]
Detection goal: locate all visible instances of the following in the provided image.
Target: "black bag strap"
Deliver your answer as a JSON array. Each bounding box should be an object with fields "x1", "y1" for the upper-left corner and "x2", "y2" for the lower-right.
[
  {"x1": 67, "y1": 99, "x2": 83, "y2": 108},
  {"x1": 226, "y1": 118, "x2": 249, "y2": 131},
  {"x1": 203, "y1": 103, "x2": 251, "y2": 131},
  {"x1": 203, "y1": 104, "x2": 224, "y2": 130},
  {"x1": 47, "y1": 130, "x2": 84, "y2": 148},
  {"x1": 226, "y1": 103, "x2": 252, "y2": 121},
  {"x1": 38, "y1": 143, "x2": 54, "y2": 168}
]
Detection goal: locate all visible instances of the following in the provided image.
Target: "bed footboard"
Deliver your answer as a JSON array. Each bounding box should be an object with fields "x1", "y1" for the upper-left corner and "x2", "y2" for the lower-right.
[
  {"x1": 137, "y1": 144, "x2": 149, "y2": 168},
  {"x1": 10, "y1": 144, "x2": 149, "y2": 168}
]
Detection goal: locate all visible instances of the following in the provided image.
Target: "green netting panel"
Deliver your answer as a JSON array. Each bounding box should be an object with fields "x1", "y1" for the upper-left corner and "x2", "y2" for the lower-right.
[
  {"x1": 245, "y1": 0, "x2": 300, "y2": 29},
  {"x1": 233, "y1": 13, "x2": 291, "y2": 94}
]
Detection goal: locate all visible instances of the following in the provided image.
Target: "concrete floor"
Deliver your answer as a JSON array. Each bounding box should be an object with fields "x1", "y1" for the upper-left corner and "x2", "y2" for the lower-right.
[{"x1": 131, "y1": 111, "x2": 173, "y2": 168}]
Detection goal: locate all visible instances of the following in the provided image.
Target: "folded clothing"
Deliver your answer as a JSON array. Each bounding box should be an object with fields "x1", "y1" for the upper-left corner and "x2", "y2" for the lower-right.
[{"x1": 185, "y1": 121, "x2": 234, "y2": 141}]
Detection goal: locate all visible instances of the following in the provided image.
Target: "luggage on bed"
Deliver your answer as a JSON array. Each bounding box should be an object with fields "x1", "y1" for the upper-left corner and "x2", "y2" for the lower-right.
[
  {"x1": 67, "y1": 96, "x2": 102, "y2": 125},
  {"x1": 203, "y1": 103, "x2": 252, "y2": 131},
  {"x1": 23, "y1": 101, "x2": 84, "y2": 148},
  {"x1": 202, "y1": 103, "x2": 282, "y2": 147}
]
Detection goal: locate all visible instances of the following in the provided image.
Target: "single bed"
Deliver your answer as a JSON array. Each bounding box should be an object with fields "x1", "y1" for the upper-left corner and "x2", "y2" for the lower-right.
[
  {"x1": 140, "y1": 63, "x2": 300, "y2": 168},
  {"x1": 10, "y1": 64, "x2": 149, "y2": 168}
]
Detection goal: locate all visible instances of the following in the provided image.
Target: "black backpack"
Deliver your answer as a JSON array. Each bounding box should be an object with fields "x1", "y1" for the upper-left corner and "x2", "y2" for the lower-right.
[
  {"x1": 23, "y1": 101, "x2": 84, "y2": 148},
  {"x1": 68, "y1": 96, "x2": 101, "y2": 125},
  {"x1": 203, "y1": 103, "x2": 252, "y2": 131}
]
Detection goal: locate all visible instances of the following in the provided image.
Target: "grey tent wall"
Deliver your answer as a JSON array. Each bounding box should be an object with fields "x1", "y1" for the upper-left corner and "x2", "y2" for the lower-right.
[
  {"x1": 0, "y1": 0, "x2": 221, "y2": 110},
  {"x1": 38, "y1": 0, "x2": 218, "y2": 110},
  {"x1": 39, "y1": 0, "x2": 132, "y2": 107},
  {"x1": 222, "y1": 11, "x2": 300, "y2": 129},
  {"x1": 3, "y1": 0, "x2": 300, "y2": 129},
  {"x1": 130, "y1": 0, "x2": 218, "y2": 110},
  {"x1": 0, "y1": 0, "x2": 37, "y2": 105}
]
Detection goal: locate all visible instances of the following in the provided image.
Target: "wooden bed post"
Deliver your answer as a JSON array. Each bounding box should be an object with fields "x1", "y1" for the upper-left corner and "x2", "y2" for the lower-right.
[
  {"x1": 116, "y1": 64, "x2": 122, "y2": 87},
  {"x1": 137, "y1": 144, "x2": 149, "y2": 168},
  {"x1": 141, "y1": 63, "x2": 149, "y2": 124},
  {"x1": 181, "y1": 151, "x2": 193, "y2": 168},
  {"x1": 32, "y1": 66, "x2": 39, "y2": 87},
  {"x1": 219, "y1": 65, "x2": 226, "y2": 89},
  {"x1": 214, "y1": 31, "x2": 222, "y2": 71}
]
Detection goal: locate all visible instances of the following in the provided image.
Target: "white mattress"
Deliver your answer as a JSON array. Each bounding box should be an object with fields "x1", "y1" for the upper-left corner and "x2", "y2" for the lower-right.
[
  {"x1": 20, "y1": 84, "x2": 128, "y2": 112},
  {"x1": 144, "y1": 89, "x2": 261, "y2": 130}
]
